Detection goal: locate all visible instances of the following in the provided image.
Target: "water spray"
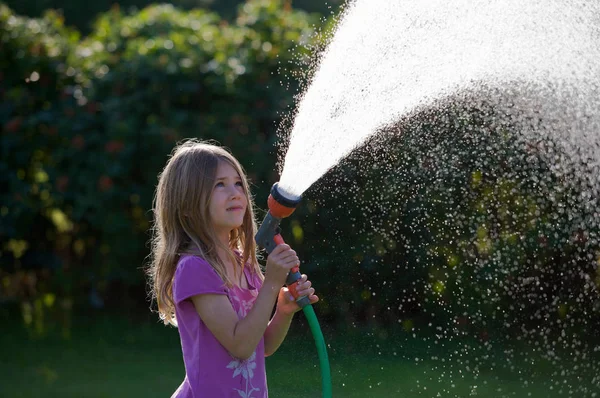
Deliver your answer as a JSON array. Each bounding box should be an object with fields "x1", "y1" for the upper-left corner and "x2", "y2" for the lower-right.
[{"x1": 255, "y1": 183, "x2": 332, "y2": 398}]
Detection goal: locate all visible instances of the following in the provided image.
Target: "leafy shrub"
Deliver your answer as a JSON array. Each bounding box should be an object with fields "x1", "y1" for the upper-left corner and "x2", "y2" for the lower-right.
[
  {"x1": 2, "y1": 0, "x2": 597, "y2": 347},
  {"x1": 0, "y1": 0, "x2": 342, "y2": 32},
  {"x1": 0, "y1": 1, "x2": 320, "y2": 334},
  {"x1": 0, "y1": 4, "x2": 87, "y2": 334}
]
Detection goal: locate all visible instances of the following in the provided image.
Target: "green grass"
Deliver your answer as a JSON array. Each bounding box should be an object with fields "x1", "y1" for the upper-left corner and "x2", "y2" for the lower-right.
[{"x1": 0, "y1": 313, "x2": 597, "y2": 397}]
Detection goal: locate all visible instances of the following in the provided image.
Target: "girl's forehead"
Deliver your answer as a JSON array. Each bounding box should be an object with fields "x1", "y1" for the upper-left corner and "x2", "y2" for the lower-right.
[{"x1": 216, "y1": 161, "x2": 241, "y2": 178}]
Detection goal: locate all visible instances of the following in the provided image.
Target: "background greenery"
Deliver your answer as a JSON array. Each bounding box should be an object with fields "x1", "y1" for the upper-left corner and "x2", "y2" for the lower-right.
[
  {"x1": 1, "y1": 0, "x2": 599, "y2": 396},
  {"x1": 0, "y1": 0, "x2": 344, "y2": 32}
]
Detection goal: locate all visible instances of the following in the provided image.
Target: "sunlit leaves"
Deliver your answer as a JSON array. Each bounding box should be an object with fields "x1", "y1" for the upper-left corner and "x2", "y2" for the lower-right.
[{"x1": 0, "y1": 1, "x2": 324, "y2": 337}]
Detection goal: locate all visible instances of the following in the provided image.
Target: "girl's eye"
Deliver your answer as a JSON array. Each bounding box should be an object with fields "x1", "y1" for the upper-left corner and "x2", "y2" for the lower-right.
[
  {"x1": 235, "y1": 181, "x2": 243, "y2": 187},
  {"x1": 215, "y1": 182, "x2": 224, "y2": 188}
]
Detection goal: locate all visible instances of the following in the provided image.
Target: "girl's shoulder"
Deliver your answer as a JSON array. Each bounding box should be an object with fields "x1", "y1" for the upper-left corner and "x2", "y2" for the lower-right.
[
  {"x1": 173, "y1": 254, "x2": 227, "y2": 302},
  {"x1": 177, "y1": 253, "x2": 210, "y2": 267},
  {"x1": 175, "y1": 254, "x2": 216, "y2": 278}
]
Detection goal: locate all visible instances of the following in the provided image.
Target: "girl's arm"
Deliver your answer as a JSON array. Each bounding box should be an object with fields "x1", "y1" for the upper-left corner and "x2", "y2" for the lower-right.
[
  {"x1": 263, "y1": 297, "x2": 294, "y2": 357},
  {"x1": 264, "y1": 275, "x2": 318, "y2": 356},
  {"x1": 191, "y1": 280, "x2": 280, "y2": 360},
  {"x1": 190, "y1": 244, "x2": 299, "y2": 360}
]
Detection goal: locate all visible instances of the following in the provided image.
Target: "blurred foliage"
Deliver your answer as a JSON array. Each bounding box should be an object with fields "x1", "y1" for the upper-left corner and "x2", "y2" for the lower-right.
[
  {"x1": 0, "y1": 0, "x2": 343, "y2": 32},
  {"x1": 0, "y1": 0, "x2": 320, "y2": 335},
  {"x1": 301, "y1": 102, "x2": 600, "y2": 345},
  {"x1": 0, "y1": 0, "x2": 599, "y2": 352},
  {"x1": 0, "y1": 3, "x2": 84, "y2": 337}
]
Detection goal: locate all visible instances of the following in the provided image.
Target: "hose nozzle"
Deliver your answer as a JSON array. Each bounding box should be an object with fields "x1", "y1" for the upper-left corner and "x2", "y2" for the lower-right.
[
  {"x1": 267, "y1": 182, "x2": 301, "y2": 218},
  {"x1": 255, "y1": 183, "x2": 301, "y2": 253},
  {"x1": 255, "y1": 183, "x2": 310, "y2": 308}
]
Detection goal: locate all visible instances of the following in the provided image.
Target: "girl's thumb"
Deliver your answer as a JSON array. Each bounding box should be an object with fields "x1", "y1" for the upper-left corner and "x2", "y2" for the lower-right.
[{"x1": 282, "y1": 287, "x2": 293, "y2": 301}]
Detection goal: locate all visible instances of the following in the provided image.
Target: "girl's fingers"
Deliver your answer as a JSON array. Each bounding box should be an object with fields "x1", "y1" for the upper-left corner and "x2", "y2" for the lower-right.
[
  {"x1": 297, "y1": 284, "x2": 312, "y2": 296},
  {"x1": 297, "y1": 287, "x2": 315, "y2": 297},
  {"x1": 271, "y1": 253, "x2": 298, "y2": 266},
  {"x1": 269, "y1": 252, "x2": 289, "y2": 263},
  {"x1": 281, "y1": 253, "x2": 298, "y2": 262},
  {"x1": 281, "y1": 287, "x2": 293, "y2": 301},
  {"x1": 281, "y1": 257, "x2": 299, "y2": 269},
  {"x1": 276, "y1": 247, "x2": 295, "y2": 256},
  {"x1": 280, "y1": 252, "x2": 298, "y2": 264},
  {"x1": 270, "y1": 257, "x2": 298, "y2": 272},
  {"x1": 297, "y1": 278, "x2": 311, "y2": 290},
  {"x1": 271, "y1": 244, "x2": 290, "y2": 256}
]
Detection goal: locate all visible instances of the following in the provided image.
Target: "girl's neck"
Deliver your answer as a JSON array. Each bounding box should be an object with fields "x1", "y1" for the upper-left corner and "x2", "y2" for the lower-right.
[
  {"x1": 214, "y1": 230, "x2": 246, "y2": 287},
  {"x1": 216, "y1": 242, "x2": 246, "y2": 288},
  {"x1": 217, "y1": 228, "x2": 230, "y2": 244},
  {"x1": 216, "y1": 230, "x2": 232, "y2": 262},
  {"x1": 216, "y1": 246, "x2": 231, "y2": 264}
]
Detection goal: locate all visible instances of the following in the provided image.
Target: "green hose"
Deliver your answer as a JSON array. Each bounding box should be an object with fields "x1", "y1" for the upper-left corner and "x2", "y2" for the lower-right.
[{"x1": 302, "y1": 304, "x2": 332, "y2": 398}]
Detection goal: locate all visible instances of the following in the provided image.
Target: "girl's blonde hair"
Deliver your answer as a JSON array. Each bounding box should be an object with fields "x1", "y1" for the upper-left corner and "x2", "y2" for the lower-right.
[{"x1": 147, "y1": 139, "x2": 261, "y2": 325}]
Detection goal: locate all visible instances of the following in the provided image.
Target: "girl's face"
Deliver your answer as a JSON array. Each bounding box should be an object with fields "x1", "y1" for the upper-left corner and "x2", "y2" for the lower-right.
[{"x1": 208, "y1": 161, "x2": 248, "y2": 235}]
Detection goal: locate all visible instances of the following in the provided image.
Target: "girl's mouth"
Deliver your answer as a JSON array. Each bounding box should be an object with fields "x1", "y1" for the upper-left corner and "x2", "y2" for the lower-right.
[{"x1": 227, "y1": 206, "x2": 244, "y2": 212}]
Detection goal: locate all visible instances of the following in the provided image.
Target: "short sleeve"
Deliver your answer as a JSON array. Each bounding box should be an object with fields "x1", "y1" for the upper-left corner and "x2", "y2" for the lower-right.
[{"x1": 173, "y1": 255, "x2": 227, "y2": 304}]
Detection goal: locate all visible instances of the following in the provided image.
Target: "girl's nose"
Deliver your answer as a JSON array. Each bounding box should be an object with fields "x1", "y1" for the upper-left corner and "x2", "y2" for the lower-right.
[{"x1": 228, "y1": 184, "x2": 241, "y2": 198}]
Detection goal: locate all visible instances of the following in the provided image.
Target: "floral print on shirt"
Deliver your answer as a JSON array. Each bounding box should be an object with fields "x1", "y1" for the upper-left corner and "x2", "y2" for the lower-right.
[
  {"x1": 228, "y1": 284, "x2": 263, "y2": 398},
  {"x1": 227, "y1": 352, "x2": 259, "y2": 398}
]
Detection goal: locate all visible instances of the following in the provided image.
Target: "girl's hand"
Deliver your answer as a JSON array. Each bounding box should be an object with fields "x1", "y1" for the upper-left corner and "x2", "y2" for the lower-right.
[
  {"x1": 276, "y1": 274, "x2": 319, "y2": 316},
  {"x1": 264, "y1": 244, "x2": 300, "y2": 287}
]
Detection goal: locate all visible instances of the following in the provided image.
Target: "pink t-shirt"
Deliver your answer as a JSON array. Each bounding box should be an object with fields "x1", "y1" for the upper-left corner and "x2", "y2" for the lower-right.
[{"x1": 171, "y1": 254, "x2": 267, "y2": 398}]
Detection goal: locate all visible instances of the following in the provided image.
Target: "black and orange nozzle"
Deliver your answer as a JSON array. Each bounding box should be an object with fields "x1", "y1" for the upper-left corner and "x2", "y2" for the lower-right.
[{"x1": 255, "y1": 183, "x2": 310, "y2": 307}]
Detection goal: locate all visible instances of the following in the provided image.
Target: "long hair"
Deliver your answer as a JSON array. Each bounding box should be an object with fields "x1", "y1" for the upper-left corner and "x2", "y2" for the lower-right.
[{"x1": 147, "y1": 139, "x2": 260, "y2": 325}]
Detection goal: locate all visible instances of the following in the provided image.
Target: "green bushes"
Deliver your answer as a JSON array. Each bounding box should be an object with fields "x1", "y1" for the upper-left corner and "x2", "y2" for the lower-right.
[
  {"x1": 303, "y1": 104, "x2": 600, "y2": 342},
  {"x1": 0, "y1": 0, "x2": 342, "y2": 32},
  {"x1": 1, "y1": 1, "x2": 598, "y2": 347},
  {"x1": 0, "y1": 1, "x2": 320, "y2": 334}
]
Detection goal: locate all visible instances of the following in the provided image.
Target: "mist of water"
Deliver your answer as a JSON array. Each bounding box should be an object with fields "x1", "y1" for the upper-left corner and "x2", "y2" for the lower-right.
[
  {"x1": 277, "y1": 0, "x2": 600, "y2": 198},
  {"x1": 274, "y1": 0, "x2": 600, "y2": 395}
]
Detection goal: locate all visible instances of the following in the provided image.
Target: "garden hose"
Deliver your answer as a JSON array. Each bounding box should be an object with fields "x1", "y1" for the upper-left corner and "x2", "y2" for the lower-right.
[
  {"x1": 255, "y1": 183, "x2": 333, "y2": 398},
  {"x1": 303, "y1": 303, "x2": 332, "y2": 398}
]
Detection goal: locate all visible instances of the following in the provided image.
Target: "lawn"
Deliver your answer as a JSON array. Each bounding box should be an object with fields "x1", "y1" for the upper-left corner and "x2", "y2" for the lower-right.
[{"x1": 0, "y1": 313, "x2": 597, "y2": 397}]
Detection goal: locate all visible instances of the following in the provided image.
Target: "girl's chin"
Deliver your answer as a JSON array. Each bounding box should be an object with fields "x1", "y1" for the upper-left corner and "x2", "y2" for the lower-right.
[{"x1": 224, "y1": 220, "x2": 244, "y2": 229}]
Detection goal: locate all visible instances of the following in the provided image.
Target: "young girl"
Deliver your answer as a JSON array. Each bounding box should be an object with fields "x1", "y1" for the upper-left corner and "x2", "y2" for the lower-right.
[{"x1": 147, "y1": 139, "x2": 319, "y2": 398}]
